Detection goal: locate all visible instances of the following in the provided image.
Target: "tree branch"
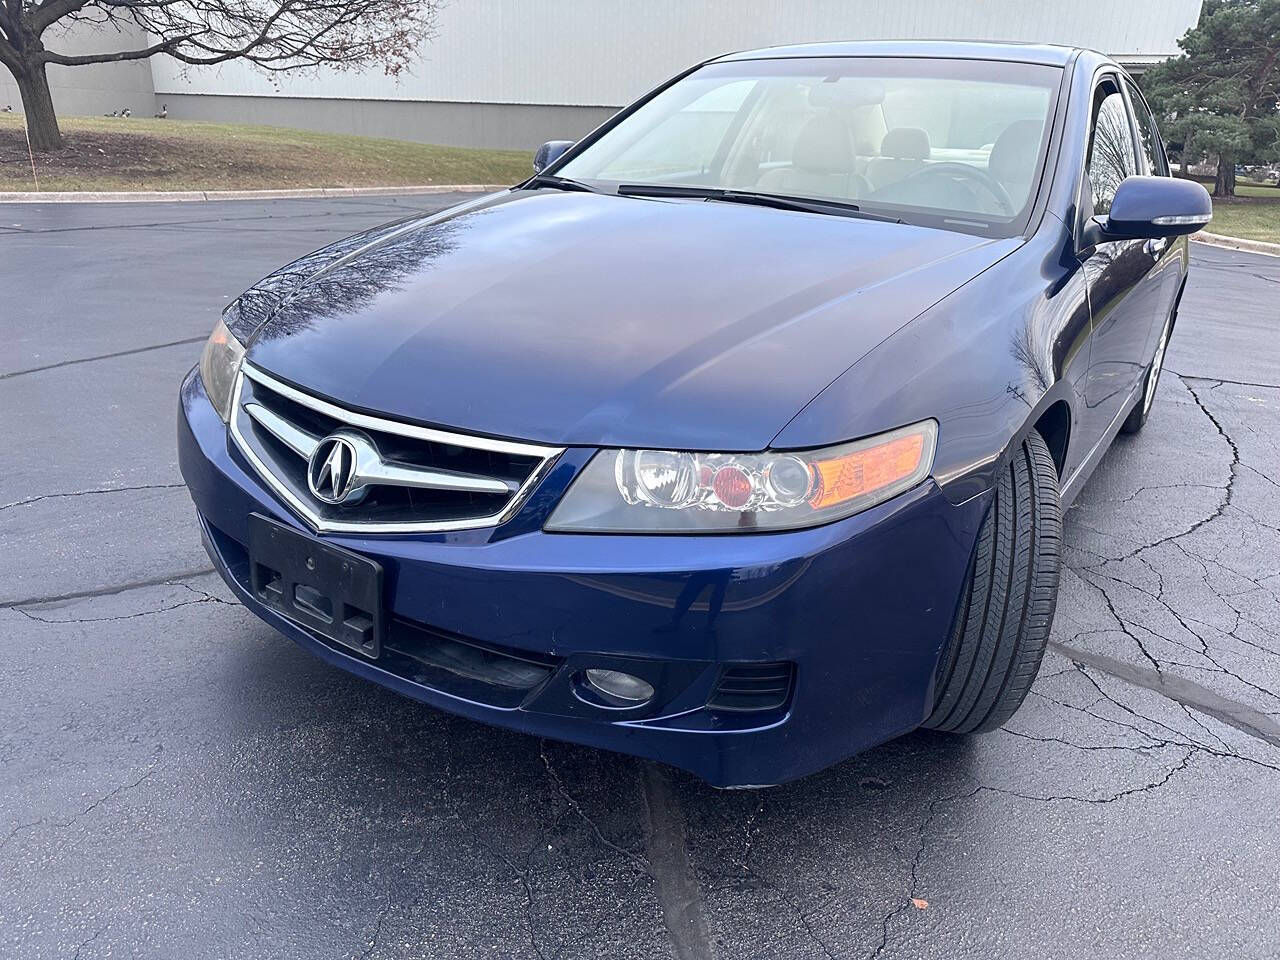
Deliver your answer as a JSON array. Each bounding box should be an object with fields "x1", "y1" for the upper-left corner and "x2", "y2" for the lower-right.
[
  {"x1": 39, "y1": 33, "x2": 193, "y2": 65},
  {"x1": 28, "y1": 0, "x2": 90, "y2": 34}
]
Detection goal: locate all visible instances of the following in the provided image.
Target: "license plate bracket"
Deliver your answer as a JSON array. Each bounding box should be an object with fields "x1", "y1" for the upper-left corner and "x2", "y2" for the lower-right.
[{"x1": 248, "y1": 513, "x2": 385, "y2": 659}]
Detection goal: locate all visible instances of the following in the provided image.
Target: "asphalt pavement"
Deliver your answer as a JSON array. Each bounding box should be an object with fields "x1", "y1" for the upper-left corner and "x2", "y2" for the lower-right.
[{"x1": 2, "y1": 196, "x2": 1278, "y2": 960}]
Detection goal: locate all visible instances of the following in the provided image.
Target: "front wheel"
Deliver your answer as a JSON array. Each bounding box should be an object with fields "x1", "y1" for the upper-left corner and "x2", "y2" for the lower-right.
[{"x1": 923, "y1": 429, "x2": 1062, "y2": 734}]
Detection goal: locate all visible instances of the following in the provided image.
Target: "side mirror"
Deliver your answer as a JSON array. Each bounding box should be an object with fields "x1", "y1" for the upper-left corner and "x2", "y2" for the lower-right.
[
  {"x1": 533, "y1": 140, "x2": 575, "y2": 174},
  {"x1": 1083, "y1": 175, "x2": 1212, "y2": 246}
]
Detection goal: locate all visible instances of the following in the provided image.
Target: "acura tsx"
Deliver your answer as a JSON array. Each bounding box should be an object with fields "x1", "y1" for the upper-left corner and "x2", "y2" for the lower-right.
[{"x1": 178, "y1": 41, "x2": 1211, "y2": 787}]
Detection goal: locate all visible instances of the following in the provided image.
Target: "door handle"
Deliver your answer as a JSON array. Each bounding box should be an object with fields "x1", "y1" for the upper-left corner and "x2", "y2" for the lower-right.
[{"x1": 1144, "y1": 237, "x2": 1168, "y2": 257}]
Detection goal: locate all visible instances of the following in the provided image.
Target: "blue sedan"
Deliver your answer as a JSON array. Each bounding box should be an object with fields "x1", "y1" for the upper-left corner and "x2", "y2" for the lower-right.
[{"x1": 178, "y1": 41, "x2": 1211, "y2": 787}]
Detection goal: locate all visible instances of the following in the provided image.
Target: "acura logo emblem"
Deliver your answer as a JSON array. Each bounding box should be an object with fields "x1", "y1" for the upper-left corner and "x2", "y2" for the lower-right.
[{"x1": 307, "y1": 435, "x2": 360, "y2": 504}]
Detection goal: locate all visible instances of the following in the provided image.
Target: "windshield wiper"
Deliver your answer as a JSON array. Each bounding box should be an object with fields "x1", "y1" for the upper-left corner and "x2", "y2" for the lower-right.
[
  {"x1": 523, "y1": 174, "x2": 599, "y2": 193},
  {"x1": 616, "y1": 183, "x2": 904, "y2": 223}
]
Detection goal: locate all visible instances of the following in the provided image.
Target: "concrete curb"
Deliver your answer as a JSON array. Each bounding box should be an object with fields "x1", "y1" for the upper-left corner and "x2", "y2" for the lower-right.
[
  {"x1": 0, "y1": 184, "x2": 508, "y2": 203},
  {"x1": 1193, "y1": 231, "x2": 1280, "y2": 258}
]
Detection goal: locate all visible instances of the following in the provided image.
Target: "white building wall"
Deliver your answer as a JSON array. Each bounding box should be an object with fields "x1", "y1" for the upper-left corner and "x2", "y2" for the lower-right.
[
  {"x1": 152, "y1": 0, "x2": 1203, "y2": 108},
  {"x1": 1, "y1": 21, "x2": 155, "y2": 118}
]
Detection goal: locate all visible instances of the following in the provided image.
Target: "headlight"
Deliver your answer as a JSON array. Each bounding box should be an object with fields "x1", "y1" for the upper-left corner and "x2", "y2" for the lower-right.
[
  {"x1": 545, "y1": 420, "x2": 937, "y2": 533},
  {"x1": 199, "y1": 316, "x2": 246, "y2": 422}
]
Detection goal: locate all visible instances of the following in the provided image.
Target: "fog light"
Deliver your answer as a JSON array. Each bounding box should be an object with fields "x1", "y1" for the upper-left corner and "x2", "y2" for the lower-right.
[{"x1": 583, "y1": 668, "x2": 655, "y2": 705}]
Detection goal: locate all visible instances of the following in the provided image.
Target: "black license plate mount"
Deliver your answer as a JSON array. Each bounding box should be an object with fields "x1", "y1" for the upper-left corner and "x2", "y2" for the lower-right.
[{"x1": 248, "y1": 513, "x2": 385, "y2": 659}]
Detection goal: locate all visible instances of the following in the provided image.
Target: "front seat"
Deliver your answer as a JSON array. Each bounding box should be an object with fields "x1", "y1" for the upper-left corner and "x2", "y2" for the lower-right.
[
  {"x1": 756, "y1": 112, "x2": 869, "y2": 201},
  {"x1": 987, "y1": 118, "x2": 1044, "y2": 210},
  {"x1": 865, "y1": 127, "x2": 931, "y2": 191}
]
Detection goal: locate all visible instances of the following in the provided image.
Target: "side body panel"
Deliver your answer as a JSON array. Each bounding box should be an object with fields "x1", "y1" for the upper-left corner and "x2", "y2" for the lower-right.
[
  {"x1": 772, "y1": 222, "x2": 1093, "y2": 505},
  {"x1": 1079, "y1": 234, "x2": 1159, "y2": 434}
]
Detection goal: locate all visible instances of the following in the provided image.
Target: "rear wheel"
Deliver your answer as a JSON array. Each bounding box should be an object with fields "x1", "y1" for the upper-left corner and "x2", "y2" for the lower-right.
[
  {"x1": 1121, "y1": 308, "x2": 1173, "y2": 435},
  {"x1": 924, "y1": 429, "x2": 1061, "y2": 734}
]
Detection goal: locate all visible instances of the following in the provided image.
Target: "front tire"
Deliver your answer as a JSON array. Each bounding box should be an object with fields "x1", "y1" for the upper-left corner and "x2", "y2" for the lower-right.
[{"x1": 924, "y1": 429, "x2": 1061, "y2": 734}]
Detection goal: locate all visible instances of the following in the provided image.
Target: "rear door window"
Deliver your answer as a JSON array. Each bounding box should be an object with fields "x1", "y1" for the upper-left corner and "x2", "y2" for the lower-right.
[
  {"x1": 1085, "y1": 87, "x2": 1140, "y2": 217},
  {"x1": 1124, "y1": 79, "x2": 1168, "y2": 176}
]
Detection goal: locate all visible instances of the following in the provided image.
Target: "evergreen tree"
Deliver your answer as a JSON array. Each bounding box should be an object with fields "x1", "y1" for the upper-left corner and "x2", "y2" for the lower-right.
[{"x1": 1143, "y1": 0, "x2": 1280, "y2": 196}]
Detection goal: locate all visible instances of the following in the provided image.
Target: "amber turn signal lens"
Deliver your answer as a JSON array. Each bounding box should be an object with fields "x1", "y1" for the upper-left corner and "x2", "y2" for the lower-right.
[{"x1": 808, "y1": 431, "x2": 927, "y2": 511}]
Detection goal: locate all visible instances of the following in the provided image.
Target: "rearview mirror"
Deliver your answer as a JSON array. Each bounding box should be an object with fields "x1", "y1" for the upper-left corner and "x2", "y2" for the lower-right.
[
  {"x1": 1084, "y1": 175, "x2": 1212, "y2": 246},
  {"x1": 533, "y1": 140, "x2": 575, "y2": 174}
]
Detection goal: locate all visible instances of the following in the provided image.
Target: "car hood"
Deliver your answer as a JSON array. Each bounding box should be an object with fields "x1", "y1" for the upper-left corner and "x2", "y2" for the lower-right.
[{"x1": 241, "y1": 190, "x2": 1018, "y2": 450}]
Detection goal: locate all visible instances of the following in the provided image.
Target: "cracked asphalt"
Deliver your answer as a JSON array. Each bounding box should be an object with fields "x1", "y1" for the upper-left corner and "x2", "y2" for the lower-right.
[{"x1": 3, "y1": 196, "x2": 1279, "y2": 959}]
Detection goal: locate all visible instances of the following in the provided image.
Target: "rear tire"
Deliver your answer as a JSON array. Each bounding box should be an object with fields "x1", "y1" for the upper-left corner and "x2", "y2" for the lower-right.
[
  {"x1": 1121, "y1": 308, "x2": 1174, "y2": 435},
  {"x1": 923, "y1": 429, "x2": 1061, "y2": 734}
]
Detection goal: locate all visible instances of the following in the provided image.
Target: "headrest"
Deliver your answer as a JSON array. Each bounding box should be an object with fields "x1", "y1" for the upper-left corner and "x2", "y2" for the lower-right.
[
  {"x1": 989, "y1": 118, "x2": 1045, "y2": 185},
  {"x1": 880, "y1": 127, "x2": 931, "y2": 160},
  {"x1": 792, "y1": 113, "x2": 856, "y2": 174}
]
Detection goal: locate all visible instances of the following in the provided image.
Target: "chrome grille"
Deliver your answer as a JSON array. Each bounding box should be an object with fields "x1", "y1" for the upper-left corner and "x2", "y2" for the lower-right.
[{"x1": 229, "y1": 363, "x2": 563, "y2": 534}]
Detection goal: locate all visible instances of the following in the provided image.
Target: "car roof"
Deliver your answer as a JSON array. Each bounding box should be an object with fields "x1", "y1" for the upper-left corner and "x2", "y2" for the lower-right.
[{"x1": 714, "y1": 39, "x2": 1087, "y2": 68}]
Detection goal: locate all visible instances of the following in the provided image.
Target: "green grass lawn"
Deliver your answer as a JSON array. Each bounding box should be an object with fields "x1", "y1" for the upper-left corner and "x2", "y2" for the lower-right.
[
  {"x1": 1202, "y1": 199, "x2": 1280, "y2": 244},
  {"x1": 1232, "y1": 182, "x2": 1280, "y2": 198},
  {"x1": 0, "y1": 115, "x2": 532, "y2": 191},
  {"x1": 1183, "y1": 174, "x2": 1280, "y2": 244}
]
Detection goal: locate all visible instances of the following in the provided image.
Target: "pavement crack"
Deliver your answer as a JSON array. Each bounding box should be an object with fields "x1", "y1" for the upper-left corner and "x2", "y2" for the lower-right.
[
  {"x1": 1083, "y1": 376, "x2": 1241, "y2": 566},
  {"x1": 0, "y1": 482, "x2": 186, "y2": 513},
  {"x1": 1, "y1": 336, "x2": 205, "y2": 381},
  {"x1": 454, "y1": 816, "x2": 550, "y2": 960},
  {"x1": 539, "y1": 744, "x2": 650, "y2": 875},
  {"x1": 1159, "y1": 376, "x2": 1240, "y2": 546},
  {"x1": 0, "y1": 566, "x2": 217, "y2": 610},
  {"x1": 1179, "y1": 373, "x2": 1280, "y2": 391},
  {"x1": 722, "y1": 793, "x2": 839, "y2": 960},
  {"x1": 1024, "y1": 692, "x2": 1280, "y2": 772},
  {"x1": 870, "y1": 784, "x2": 983, "y2": 959},
  {"x1": 356, "y1": 894, "x2": 393, "y2": 960},
  {"x1": 1002, "y1": 727, "x2": 1169, "y2": 754},
  {"x1": 2, "y1": 758, "x2": 160, "y2": 852},
  {"x1": 1074, "y1": 569, "x2": 1165, "y2": 674},
  {"x1": 871, "y1": 745, "x2": 1201, "y2": 957},
  {"x1": 1094, "y1": 482, "x2": 1223, "y2": 506},
  {"x1": 981, "y1": 749, "x2": 1196, "y2": 805},
  {"x1": 1079, "y1": 550, "x2": 1280, "y2": 706},
  {"x1": 14, "y1": 592, "x2": 230, "y2": 625},
  {"x1": 1046, "y1": 640, "x2": 1280, "y2": 749},
  {"x1": 71, "y1": 926, "x2": 107, "y2": 960}
]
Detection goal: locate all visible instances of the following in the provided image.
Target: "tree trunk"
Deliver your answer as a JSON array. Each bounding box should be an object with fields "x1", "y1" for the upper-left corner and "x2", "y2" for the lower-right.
[
  {"x1": 1179, "y1": 133, "x2": 1191, "y2": 178},
  {"x1": 1213, "y1": 153, "x2": 1236, "y2": 198},
  {"x1": 13, "y1": 61, "x2": 62, "y2": 152}
]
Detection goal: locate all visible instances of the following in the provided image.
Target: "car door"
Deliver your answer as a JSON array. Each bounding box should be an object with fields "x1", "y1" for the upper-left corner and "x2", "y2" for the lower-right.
[
  {"x1": 1078, "y1": 76, "x2": 1157, "y2": 438},
  {"x1": 1123, "y1": 76, "x2": 1185, "y2": 358}
]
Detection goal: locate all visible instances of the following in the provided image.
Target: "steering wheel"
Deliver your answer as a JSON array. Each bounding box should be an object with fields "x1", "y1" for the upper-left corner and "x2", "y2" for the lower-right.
[{"x1": 897, "y1": 162, "x2": 1016, "y2": 215}]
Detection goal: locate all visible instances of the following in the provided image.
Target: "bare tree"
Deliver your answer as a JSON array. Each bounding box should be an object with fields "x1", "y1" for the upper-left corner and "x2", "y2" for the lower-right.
[{"x1": 0, "y1": 0, "x2": 440, "y2": 151}]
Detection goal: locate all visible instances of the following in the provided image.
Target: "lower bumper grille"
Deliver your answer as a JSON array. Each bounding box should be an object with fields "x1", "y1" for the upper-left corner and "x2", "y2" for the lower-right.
[
  {"x1": 386, "y1": 618, "x2": 561, "y2": 708},
  {"x1": 708, "y1": 662, "x2": 796, "y2": 713}
]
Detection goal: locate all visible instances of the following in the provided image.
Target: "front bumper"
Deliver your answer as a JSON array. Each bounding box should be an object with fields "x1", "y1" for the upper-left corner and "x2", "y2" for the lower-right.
[{"x1": 178, "y1": 368, "x2": 988, "y2": 786}]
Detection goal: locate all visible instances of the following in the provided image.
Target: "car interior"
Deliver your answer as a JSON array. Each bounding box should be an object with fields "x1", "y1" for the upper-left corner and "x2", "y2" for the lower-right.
[
  {"x1": 738, "y1": 77, "x2": 1049, "y2": 216},
  {"x1": 573, "y1": 70, "x2": 1054, "y2": 222}
]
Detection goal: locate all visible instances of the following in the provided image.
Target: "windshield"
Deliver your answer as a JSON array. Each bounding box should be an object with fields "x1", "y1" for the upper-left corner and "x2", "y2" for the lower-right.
[{"x1": 556, "y1": 57, "x2": 1062, "y2": 236}]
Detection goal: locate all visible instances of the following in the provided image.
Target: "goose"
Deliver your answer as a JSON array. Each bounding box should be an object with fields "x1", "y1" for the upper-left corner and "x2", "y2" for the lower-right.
[{"x1": 154, "y1": 104, "x2": 168, "y2": 119}]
